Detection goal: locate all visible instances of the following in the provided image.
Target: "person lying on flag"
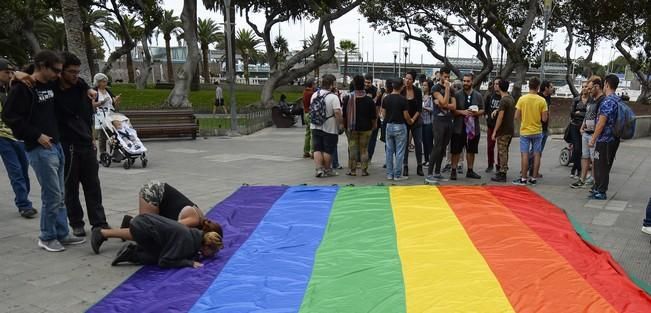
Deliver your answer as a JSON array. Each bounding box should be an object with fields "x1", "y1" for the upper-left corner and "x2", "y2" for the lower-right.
[
  {"x1": 109, "y1": 213, "x2": 223, "y2": 268},
  {"x1": 91, "y1": 181, "x2": 222, "y2": 254}
]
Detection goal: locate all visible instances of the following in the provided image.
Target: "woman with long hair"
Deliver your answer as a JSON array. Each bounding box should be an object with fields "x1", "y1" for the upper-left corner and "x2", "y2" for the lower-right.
[{"x1": 343, "y1": 75, "x2": 377, "y2": 176}]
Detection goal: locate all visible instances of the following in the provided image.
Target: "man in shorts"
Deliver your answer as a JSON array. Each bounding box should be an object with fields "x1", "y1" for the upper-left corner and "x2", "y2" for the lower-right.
[
  {"x1": 513, "y1": 77, "x2": 548, "y2": 185},
  {"x1": 450, "y1": 73, "x2": 484, "y2": 180},
  {"x1": 571, "y1": 76, "x2": 603, "y2": 189},
  {"x1": 310, "y1": 74, "x2": 343, "y2": 177}
]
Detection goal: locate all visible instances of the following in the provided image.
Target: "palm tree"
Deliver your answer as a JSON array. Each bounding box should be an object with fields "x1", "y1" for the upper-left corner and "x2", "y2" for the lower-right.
[
  {"x1": 155, "y1": 10, "x2": 182, "y2": 82},
  {"x1": 307, "y1": 34, "x2": 334, "y2": 79},
  {"x1": 106, "y1": 15, "x2": 143, "y2": 83},
  {"x1": 236, "y1": 29, "x2": 262, "y2": 85},
  {"x1": 60, "y1": 0, "x2": 92, "y2": 81},
  {"x1": 36, "y1": 14, "x2": 67, "y2": 51},
  {"x1": 272, "y1": 35, "x2": 289, "y2": 71},
  {"x1": 197, "y1": 18, "x2": 222, "y2": 84},
  {"x1": 338, "y1": 39, "x2": 357, "y2": 84},
  {"x1": 80, "y1": 8, "x2": 111, "y2": 77}
]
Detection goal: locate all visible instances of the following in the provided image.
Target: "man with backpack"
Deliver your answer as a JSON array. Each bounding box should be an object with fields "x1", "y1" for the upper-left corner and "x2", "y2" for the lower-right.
[
  {"x1": 588, "y1": 74, "x2": 628, "y2": 200},
  {"x1": 310, "y1": 74, "x2": 343, "y2": 177}
]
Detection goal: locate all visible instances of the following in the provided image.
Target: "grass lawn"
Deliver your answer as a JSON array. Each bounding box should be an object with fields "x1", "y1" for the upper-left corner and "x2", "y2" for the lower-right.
[{"x1": 111, "y1": 84, "x2": 303, "y2": 112}]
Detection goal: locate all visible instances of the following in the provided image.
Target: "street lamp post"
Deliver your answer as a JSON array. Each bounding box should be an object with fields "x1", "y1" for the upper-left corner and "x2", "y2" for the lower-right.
[
  {"x1": 393, "y1": 51, "x2": 398, "y2": 76},
  {"x1": 540, "y1": 0, "x2": 554, "y2": 81},
  {"x1": 403, "y1": 47, "x2": 408, "y2": 76},
  {"x1": 224, "y1": 0, "x2": 238, "y2": 136},
  {"x1": 443, "y1": 29, "x2": 450, "y2": 62}
]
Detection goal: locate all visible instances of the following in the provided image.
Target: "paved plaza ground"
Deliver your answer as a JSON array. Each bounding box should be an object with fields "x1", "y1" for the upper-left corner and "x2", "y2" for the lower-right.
[{"x1": 1, "y1": 125, "x2": 650, "y2": 312}]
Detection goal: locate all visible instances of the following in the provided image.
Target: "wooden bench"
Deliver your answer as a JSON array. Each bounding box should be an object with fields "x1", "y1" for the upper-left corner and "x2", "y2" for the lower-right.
[
  {"x1": 154, "y1": 82, "x2": 175, "y2": 89},
  {"x1": 121, "y1": 109, "x2": 199, "y2": 140}
]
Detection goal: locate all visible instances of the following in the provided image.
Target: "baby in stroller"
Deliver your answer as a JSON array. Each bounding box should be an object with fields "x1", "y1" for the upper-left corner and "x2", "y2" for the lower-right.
[
  {"x1": 99, "y1": 113, "x2": 148, "y2": 169},
  {"x1": 111, "y1": 118, "x2": 146, "y2": 155}
]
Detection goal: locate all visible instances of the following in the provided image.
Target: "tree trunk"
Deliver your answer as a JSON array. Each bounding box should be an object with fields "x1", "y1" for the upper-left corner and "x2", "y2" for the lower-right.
[
  {"x1": 101, "y1": 41, "x2": 136, "y2": 77},
  {"x1": 250, "y1": 1, "x2": 361, "y2": 106},
  {"x1": 22, "y1": 28, "x2": 41, "y2": 54},
  {"x1": 83, "y1": 25, "x2": 98, "y2": 77},
  {"x1": 244, "y1": 55, "x2": 250, "y2": 85},
  {"x1": 126, "y1": 52, "x2": 135, "y2": 83},
  {"x1": 201, "y1": 44, "x2": 210, "y2": 84},
  {"x1": 343, "y1": 53, "x2": 348, "y2": 84},
  {"x1": 615, "y1": 39, "x2": 650, "y2": 105},
  {"x1": 135, "y1": 35, "x2": 153, "y2": 89},
  {"x1": 638, "y1": 81, "x2": 651, "y2": 105},
  {"x1": 60, "y1": 0, "x2": 92, "y2": 82},
  {"x1": 511, "y1": 63, "x2": 528, "y2": 100},
  {"x1": 165, "y1": 0, "x2": 200, "y2": 108},
  {"x1": 165, "y1": 37, "x2": 174, "y2": 82},
  {"x1": 564, "y1": 24, "x2": 578, "y2": 97}
]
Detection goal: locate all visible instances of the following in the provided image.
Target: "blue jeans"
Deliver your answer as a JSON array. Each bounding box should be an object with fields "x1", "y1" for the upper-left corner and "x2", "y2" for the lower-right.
[
  {"x1": 28, "y1": 144, "x2": 70, "y2": 241},
  {"x1": 528, "y1": 132, "x2": 548, "y2": 169},
  {"x1": 0, "y1": 138, "x2": 32, "y2": 211},
  {"x1": 521, "y1": 133, "x2": 544, "y2": 153},
  {"x1": 385, "y1": 123, "x2": 407, "y2": 178}
]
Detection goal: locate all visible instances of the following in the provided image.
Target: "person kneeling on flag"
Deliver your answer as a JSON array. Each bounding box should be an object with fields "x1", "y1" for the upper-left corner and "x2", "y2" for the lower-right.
[{"x1": 109, "y1": 213, "x2": 223, "y2": 268}]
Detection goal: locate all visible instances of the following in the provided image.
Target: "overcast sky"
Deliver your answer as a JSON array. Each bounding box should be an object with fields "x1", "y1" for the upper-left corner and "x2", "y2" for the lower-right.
[{"x1": 144, "y1": 1, "x2": 619, "y2": 66}]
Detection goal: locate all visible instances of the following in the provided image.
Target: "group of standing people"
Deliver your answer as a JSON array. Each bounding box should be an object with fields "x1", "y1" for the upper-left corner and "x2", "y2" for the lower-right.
[
  {"x1": 1, "y1": 51, "x2": 108, "y2": 252},
  {"x1": 566, "y1": 74, "x2": 624, "y2": 200}
]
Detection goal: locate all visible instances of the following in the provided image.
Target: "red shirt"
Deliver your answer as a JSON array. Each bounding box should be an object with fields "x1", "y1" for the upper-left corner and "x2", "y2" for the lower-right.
[{"x1": 302, "y1": 87, "x2": 314, "y2": 113}]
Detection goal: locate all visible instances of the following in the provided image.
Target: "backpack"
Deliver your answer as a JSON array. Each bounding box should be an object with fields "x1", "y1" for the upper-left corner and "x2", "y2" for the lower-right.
[
  {"x1": 310, "y1": 91, "x2": 332, "y2": 126},
  {"x1": 613, "y1": 97, "x2": 636, "y2": 139}
]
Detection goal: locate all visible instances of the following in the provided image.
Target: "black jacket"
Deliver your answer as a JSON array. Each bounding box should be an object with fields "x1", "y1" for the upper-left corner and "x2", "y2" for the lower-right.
[
  {"x1": 131, "y1": 214, "x2": 203, "y2": 268},
  {"x1": 1, "y1": 80, "x2": 59, "y2": 150},
  {"x1": 56, "y1": 79, "x2": 94, "y2": 147}
]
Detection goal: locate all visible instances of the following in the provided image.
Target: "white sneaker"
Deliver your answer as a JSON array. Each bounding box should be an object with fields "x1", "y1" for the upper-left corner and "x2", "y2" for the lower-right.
[
  {"x1": 642, "y1": 226, "x2": 651, "y2": 235},
  {"x1": 38, "y1": 239, "x2": 65, "y2": 252},
  {"x1": 394, "y1": 176, "x2": 409, "y2": 181}
]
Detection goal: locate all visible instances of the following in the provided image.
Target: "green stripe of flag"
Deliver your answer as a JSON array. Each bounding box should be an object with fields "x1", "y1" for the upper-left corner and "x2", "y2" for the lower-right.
[{"x1": 299, "y1": 186, "x2": 406, "y2": 313}]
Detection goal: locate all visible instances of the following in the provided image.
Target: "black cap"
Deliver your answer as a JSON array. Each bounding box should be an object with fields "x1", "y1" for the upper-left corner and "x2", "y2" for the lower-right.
[{"x1": 0, "y1": 58, "x2": 15, "y2": 71}]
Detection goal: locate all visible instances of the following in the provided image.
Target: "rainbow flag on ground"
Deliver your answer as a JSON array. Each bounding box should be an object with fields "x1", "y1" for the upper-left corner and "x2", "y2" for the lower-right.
[{"x1": 89, "y1": 186, "x2": 651, "y2": 312}]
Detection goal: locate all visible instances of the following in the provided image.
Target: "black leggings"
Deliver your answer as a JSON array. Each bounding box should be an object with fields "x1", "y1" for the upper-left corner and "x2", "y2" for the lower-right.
[
  {"x1": 569, "y1": 124, "x2": 582, "y2": 174},
  {"x1": 428, "y1": 118, "x2": 452, "y2": 175}
]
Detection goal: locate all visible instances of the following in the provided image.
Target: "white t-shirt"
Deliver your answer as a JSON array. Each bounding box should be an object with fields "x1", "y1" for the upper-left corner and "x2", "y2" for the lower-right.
[
  {"x1": 310, "y1": 89, "x2": 341, "y2": 135},
  {"x1": 215, "y1": 86, "x2": 223, "y2": 99},
  {"x1": 97, "y1": 89, "x2": 114, "y2": 112}
]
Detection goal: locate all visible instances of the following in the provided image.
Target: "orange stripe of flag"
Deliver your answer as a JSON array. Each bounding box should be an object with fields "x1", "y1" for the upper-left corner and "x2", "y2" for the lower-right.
[
  {"x1": 439, "y1": 186, "x2": 617, "y2": 313},
  {"x1": 487, "y1": 186, "x2": 651, "y2": 312}
]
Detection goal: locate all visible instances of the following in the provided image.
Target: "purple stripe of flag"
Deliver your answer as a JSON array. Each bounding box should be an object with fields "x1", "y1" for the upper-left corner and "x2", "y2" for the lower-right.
[{"x1": 87, "y1": 186, "x2": 288, "y2": 313}]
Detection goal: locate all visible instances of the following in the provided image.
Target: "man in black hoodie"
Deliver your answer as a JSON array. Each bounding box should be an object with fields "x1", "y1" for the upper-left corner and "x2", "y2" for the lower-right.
[
  {"x1": 56, "y1": 52, "x2": 109, "y2": 236},
  {"x1": 2, "y1": 50, "x2": 86, "y2": 252}
]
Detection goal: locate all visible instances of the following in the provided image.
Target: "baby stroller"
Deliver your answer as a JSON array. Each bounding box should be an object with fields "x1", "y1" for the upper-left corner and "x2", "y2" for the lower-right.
[
  {"x1": 559, "y1": 143, "x2": 573, "y2": 167},
  {"x1": 99, "y1": 113, "x2": 148, "y2": 169}
]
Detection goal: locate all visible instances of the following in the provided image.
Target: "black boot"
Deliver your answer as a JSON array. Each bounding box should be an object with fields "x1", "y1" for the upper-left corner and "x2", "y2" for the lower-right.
[
  {"x1": 111, "y1": 243, "x2": 139, "y2": 266},
  {"x1": 417, "y1": 164, "x2": 424, "y2": 176},
  {"x1": 491, "y1": 172, "x2": 507, "y2": 182},
  {"x1": 403, "y1": 166, "x2": 409, "y2": 177},
  {"x1": 91, "y1": 227, "x2": 107, "y2": 254},
  {"x1": 120, "y1": 214, "x2": 133, "y2": 229}
]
